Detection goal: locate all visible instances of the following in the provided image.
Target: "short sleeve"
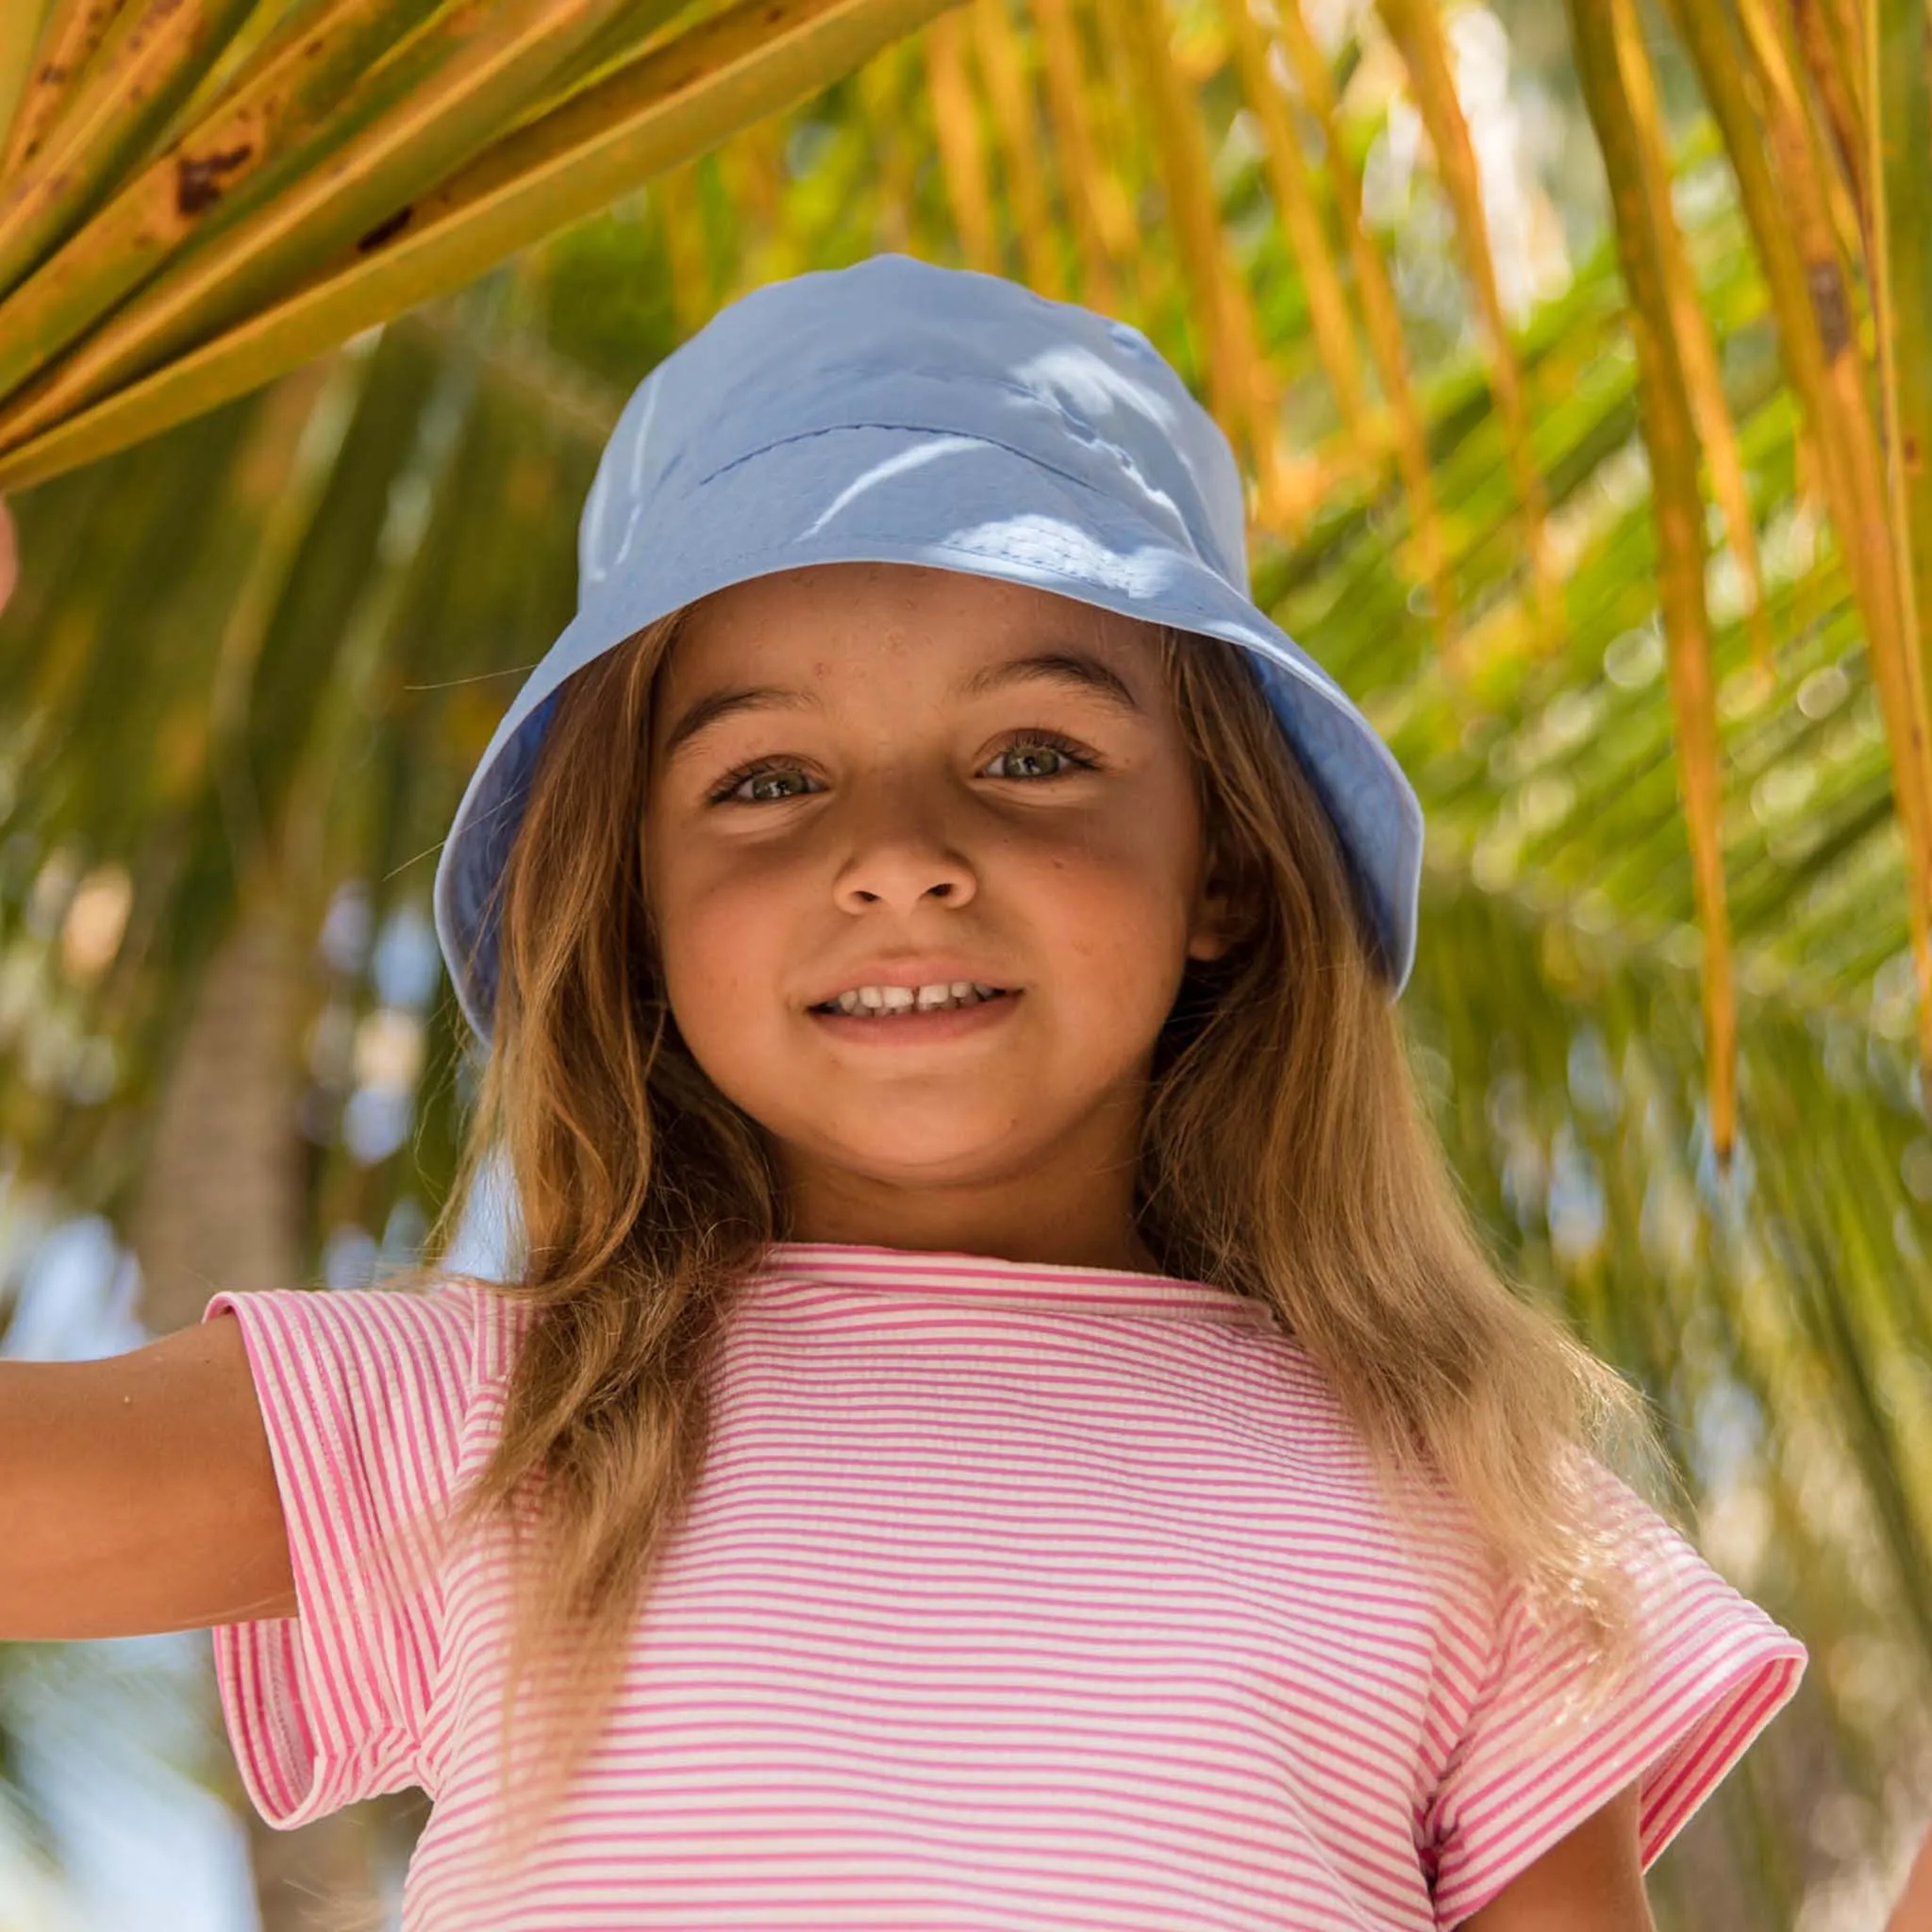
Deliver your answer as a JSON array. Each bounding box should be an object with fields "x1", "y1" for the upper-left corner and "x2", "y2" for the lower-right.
[
  {"x1": 1423, "y1": 1464, "x2": 1807, "y2": 1928},
  {"x1": 204, "y1": 1279, "x2": 489, "y2": 1829}
]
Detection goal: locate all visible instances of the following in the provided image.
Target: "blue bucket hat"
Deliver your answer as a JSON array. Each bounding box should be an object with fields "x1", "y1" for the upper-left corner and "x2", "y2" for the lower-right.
[{"x1": 432, "y1": 253, "x2": 1424, "y2": 1042}]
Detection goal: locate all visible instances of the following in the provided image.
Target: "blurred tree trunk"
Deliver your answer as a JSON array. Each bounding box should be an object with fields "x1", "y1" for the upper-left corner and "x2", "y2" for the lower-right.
[{"x1": 127, "y1": 881, "x2": 391, "y2": 1932}]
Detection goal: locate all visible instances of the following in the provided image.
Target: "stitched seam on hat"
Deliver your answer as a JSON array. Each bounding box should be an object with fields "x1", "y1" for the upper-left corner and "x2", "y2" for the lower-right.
[
  {"x1": 689, "y1": 421, "x2": 1212, "y2": 571},
  {"x1": 728, "y1": 352, "x2": 1238, "y2": 563},
  {"x1": 729, "y1": 356, "x2": 1132, "y2": 426},
  {"x1": 692, "y1": 358, "x2": 1183, "y2": 480}
]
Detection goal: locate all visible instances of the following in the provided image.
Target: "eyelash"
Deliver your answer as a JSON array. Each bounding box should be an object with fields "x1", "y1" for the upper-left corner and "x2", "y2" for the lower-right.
[{"x1": 705, "y1": 729, "x2": 1103, "y2": 804}]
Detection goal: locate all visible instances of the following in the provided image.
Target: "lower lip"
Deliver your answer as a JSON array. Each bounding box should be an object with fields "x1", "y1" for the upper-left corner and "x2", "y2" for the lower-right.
[{"x1": 808, "y1": 991, "x2": 1022, "y2": 1043}]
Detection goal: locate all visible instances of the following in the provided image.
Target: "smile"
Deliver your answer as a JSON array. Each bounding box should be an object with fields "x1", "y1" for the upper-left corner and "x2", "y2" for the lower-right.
[
  {"x1": 807, "y1": 985, "x2": 1021, "y2": 1045},
  {"x1": 811, "y1": 981, "x2": 1010, "y2": 1017}
]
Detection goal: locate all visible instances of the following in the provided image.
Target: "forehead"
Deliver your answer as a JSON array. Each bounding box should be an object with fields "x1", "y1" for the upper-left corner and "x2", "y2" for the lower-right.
[{"x1": 660, "y1": 562, "x2": 1163, "y2": 690}]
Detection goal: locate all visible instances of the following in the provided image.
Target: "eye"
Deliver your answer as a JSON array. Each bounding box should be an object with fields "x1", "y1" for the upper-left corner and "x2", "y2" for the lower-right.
[
  {"x1": 981, "y1": 732, "x2": 1099, "y2": 781},
  {"x1": 707, "y1": 734, "x2": 1099, "y2": 801},
  {"x1": 710, "y1": 759, "x2": 823, "y2": 804}
]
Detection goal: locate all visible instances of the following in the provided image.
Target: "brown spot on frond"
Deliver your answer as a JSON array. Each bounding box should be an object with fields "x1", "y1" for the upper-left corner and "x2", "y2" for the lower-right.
[
  {"x1": 358, "y1": 206, "x2": 413, "y2": 253},
  {"x1": 175, "y1": 144, "x2": 253, "y2": 218}
]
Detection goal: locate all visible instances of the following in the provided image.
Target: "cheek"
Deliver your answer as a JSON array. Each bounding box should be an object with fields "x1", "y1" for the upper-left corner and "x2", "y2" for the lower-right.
[
  {"x1": 648, "y1": 846, "x2": 798, "y2": 1034},
  {"x1": 1015, "y1": 823, "x2": 1199, "y2": 1013}
]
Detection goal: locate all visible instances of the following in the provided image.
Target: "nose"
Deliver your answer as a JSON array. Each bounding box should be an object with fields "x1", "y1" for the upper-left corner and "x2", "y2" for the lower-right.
[{"x1": 830, "y1": 787, "x2": 978, "y2": 915}]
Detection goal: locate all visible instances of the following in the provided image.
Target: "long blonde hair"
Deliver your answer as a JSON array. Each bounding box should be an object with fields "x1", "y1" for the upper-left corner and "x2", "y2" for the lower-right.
[{"x1": 417, "y1": 603, "x2": 1660, "y2": 1855}]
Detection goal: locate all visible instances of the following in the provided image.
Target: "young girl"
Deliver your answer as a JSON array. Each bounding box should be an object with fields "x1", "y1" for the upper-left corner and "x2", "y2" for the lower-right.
[{"x1": 1, "y1": 255, "x2": 1802, "y2": 1930}]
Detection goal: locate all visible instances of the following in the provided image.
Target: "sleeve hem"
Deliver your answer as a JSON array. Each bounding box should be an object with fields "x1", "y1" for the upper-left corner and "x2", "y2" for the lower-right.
[
  {"x1": 206, "y1": 1294, "x2": 333, "y2": 1827},
  {"x1": 1432, "y1": 1636, "x2": 1807, "y2": 1929},
  {"x1": 1635, "y1": 1645, "x2": 1807, "y2": 1864},
  {"x1": 204, "y1": 1290, "x2": 426, "y2": 1829}
]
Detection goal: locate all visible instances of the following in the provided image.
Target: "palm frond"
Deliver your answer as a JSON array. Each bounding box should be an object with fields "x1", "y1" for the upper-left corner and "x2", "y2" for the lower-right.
[{"x1": 0, "y1": 0, "x2": 966, "y2": 488}]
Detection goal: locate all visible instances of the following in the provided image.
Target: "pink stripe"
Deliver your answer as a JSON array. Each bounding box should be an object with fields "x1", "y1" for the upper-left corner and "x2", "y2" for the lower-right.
[{"x1": 202, "y1": 1245, "x2": 1805, "y2": 1929}]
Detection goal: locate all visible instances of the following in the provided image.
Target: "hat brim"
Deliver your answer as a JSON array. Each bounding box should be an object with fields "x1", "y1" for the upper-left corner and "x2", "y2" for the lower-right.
[{"x1": 433, "y1": 425, "x2": 1423, "y2": 1041}]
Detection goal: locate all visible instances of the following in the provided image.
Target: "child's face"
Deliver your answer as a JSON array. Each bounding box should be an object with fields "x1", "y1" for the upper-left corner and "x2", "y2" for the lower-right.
[{"x1": 641, "y1": 562, "x2": 1234, "y2": 1234}]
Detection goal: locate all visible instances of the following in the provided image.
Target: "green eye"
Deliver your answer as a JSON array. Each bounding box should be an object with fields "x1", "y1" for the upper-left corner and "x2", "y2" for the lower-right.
[
  {"x1": 714, "y1": 763, "x2": 820, "y2": 803},
  {"x1": 742, "y1": 768, "x2": 812, "y2": 801},
  {"x1": 985, "y1": 735, "x2": 1095, "y2": 780},
  {"x1": 991, "y1": 745, "x2": 1070, "y2": 779}
]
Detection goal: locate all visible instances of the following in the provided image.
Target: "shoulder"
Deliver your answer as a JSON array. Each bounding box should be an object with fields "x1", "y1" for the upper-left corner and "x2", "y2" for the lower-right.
[
  {"x1": 207, "y1": 1271, "x2": 522, "y2": 1341},
  {"x1": 203, "y1": 1273, "x2": 534, "y2": 1429}
]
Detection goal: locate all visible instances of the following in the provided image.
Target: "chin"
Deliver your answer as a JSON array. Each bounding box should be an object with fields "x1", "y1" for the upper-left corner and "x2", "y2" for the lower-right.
[{"x1": 792, "y1": 1110, "x2": 1059, "y2": 1186}]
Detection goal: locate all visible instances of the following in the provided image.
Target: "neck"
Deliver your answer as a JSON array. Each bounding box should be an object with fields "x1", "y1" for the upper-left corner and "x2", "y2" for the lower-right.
[{"x1": 774, "y1": 1125, "x2": 1162, "y2": 1275}]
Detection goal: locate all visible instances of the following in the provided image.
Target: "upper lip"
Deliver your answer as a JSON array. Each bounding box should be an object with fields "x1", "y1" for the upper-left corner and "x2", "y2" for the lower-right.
[{"x1": 805, "y1": 958, "x2": 1017, "y2": 1008}]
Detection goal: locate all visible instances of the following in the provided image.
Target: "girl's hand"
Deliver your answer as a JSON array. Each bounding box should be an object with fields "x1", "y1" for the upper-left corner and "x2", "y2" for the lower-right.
[
  {"x1": 1461, "y1": 1783, "x2": 1654, "y2": 1930},
  {"x1": 0, "y1": 1314, "x2": 295, "y2": 1639}
]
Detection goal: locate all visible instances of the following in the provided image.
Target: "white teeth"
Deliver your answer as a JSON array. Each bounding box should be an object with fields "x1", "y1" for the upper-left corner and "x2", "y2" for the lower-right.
[{"x1": 819, "y1": 981, "x2": 1009, "y2": 1016}]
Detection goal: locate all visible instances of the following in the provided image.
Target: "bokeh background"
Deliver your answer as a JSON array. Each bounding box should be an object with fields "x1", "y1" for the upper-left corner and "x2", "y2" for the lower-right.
[{"x1": 0, "y1": 0, "x2": 1927, "y2": 1924}]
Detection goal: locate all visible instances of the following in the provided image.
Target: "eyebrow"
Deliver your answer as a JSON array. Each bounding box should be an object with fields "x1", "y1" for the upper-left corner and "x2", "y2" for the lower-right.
[
  {"x1": 958, "y1": 650, "x2": 1142, "y2": 714},
  {"x1": 659, "y1": 648, "x2": 1141, "y2": 762}
]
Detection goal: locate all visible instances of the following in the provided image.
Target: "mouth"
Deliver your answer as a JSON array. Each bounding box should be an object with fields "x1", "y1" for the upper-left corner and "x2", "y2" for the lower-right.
[{"x1": 808, "y1": 980, "x2": 1015, "y2": 1019}]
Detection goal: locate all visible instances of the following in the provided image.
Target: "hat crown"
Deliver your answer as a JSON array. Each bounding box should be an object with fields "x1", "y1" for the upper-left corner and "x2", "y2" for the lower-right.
[{"x1": 577, "y1": 255, "x2": 1252, "y2": 605}]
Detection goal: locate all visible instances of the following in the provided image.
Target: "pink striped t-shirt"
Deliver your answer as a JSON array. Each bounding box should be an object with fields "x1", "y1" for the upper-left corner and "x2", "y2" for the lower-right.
[{"x1": 207, "y1": 1241, "x2": 1806, "y2": 1930}]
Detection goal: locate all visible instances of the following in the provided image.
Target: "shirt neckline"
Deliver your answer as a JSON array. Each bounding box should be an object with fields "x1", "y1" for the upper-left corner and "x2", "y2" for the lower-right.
[{"x1": 759, "y1": 1240, "x2": 1278, "y2": 1326}]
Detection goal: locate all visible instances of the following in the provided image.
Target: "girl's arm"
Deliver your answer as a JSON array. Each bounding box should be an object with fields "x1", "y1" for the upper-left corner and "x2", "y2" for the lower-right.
[
  {"x1": 1885, "y1": 1818, "x2": 1932, "y2": 1932},
  {"x1": 0, "y1": 1311, "x2": 296, "y2": 1639},
  {"x1": 1461, "y1": 1783, "x2": 1654, "y2": 1931}
]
